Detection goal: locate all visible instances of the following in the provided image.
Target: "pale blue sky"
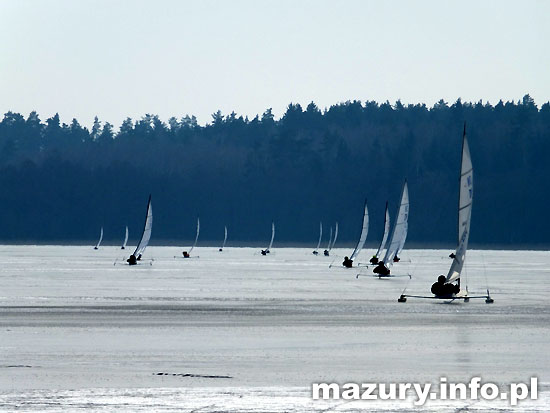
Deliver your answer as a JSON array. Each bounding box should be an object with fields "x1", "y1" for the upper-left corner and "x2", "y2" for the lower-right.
[{"x1": 1, "y1": 0, "x2": 548, "y2": 128}]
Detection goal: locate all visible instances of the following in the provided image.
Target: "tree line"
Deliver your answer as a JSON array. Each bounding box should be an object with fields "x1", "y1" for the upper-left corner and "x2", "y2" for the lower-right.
[{"x1": 0, "y1": 94, "x2": 548, "y2": 247}]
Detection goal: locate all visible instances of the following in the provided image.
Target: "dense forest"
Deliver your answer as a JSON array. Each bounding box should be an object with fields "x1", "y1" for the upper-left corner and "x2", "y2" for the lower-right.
[{"x1": 1, "y1": 95, "x2": 549, "y2": 247}]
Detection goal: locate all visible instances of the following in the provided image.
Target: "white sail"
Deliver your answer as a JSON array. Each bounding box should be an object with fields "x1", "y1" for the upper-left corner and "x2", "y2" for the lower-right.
[
  {"x1": 267, "y1": 221, "x2": 275, "y2": 252},
  {"x1": 397, "y1": 221, "x2": 408, "y2": 255},
  {"x1": 221, "y1": 225, "x2": 228, "y2": 250},
  {"x1": 94, "y1": 227, "x2": 103, "y2": 249},
  {"x1": 329, "y1": 222, "x2": 338, "y2": 251},
  {"x1": 121, "y1": 226, "x2": 128, "y2": 249},
  {"x1": 327, "y1": 227, "x2": 333, "y2": 250},
  {"x1": 314, "y1": 222, "x2": 323, "y2": 252},
  {"x1": 374, "y1": 202, "x2": 391, "y2": 259},
  {"x1": 383, "y1": 181, "x2": 409, "y2": 265},
  {"x1": 447, "y1": 126, "x2": 473, "y2": 284},
  {"x1": 349, "y1": 200, "x2": 369, "y2": 260},
  {"x1": 189, "y1": 217, "x2": 200, "y2": 254},
  {"x1": 133, "y1": 195, "x2": 153, "y2": 258}
]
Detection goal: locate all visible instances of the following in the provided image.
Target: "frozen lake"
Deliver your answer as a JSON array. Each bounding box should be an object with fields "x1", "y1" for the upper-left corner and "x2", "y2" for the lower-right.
[{"x1": 0, "y1": 245, "x2": 549, "y2": 411}]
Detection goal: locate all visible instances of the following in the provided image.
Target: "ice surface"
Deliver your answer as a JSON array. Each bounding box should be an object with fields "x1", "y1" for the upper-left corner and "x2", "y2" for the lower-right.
[{"x1": 0, "y1": 246, "x2": 549, "y2": 411}]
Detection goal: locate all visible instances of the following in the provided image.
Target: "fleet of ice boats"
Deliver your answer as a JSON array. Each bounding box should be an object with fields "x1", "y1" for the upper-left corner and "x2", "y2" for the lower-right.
[{"x1": 95, "y1": 125, "x2": 492, "y2": 304}]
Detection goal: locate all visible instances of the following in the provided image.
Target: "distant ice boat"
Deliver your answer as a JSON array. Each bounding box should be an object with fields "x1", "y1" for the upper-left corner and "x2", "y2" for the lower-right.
[
  {"x1": 370, "y1": 202, "x2": 390, "y2": 265},
  {"x1": 121, "y1": 226, "x2": 128, "y2": 250},
  {"x1": 94, "y1": 227, "x2": 103, "y2": 250},
  {"x1": 398, "y1": 124, "x2": 493, "y2": 303},
  {"x1": 182, "y1": 217, "x2": 200, "y2": 258},
  {"x1": 219, "y1": 225, "x2": 228, "y2": 252},
  {"x1": 127, "y1": 195, "x2": 152, "y2": 266},
  {"x1": 261, "y1": 221, "x2": 275, "y2": 255},
  {"x1": 312, "y1": 222, "x2": 322, "y2": 255},
  {"x1": 373, "y1": 181, "x2": 409, "y2": 277},
  {"x1": 324, "y1": 222, "x2": 338, "y2": 256},
  {"x1": 342, "y1": 200, "x2": 369, "y2": 268}
]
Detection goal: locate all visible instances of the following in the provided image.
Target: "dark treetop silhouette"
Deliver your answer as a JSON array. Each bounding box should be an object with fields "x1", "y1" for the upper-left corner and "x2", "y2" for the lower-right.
[{"x1": 0, "y1": 95, "x2": 548, "y2": 246}]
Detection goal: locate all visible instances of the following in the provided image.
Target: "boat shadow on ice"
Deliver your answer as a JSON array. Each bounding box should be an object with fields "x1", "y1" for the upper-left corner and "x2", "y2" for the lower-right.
[{"x1": 154, "y1": 372, "x2": 232, "y2": 379}]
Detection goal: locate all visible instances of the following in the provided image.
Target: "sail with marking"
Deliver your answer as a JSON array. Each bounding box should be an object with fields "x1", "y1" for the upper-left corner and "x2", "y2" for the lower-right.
[
  {"x1": 267, "y1": 221, "x2": 275, "y2": 252},
  {"x1": 121, "y1": 226, "x2": 128, "y2": 249},
  {"x1": 314, "y1": 222, "x2": 323, "y2": 253},
  {"x1": 220, "y1": 225, "x2": 228, "y2": 250},
  {"x1": 329, "y1": 222, "x2": 339, "y2": 251},
  {"x1": 133, "y1": 195, "x2": 152, "y2": 258},
  {"x1": 383, "y1": 181, "x2": 409, "y2": 265},
  {"x1": 397, "y1": 221, "x2": 408, "y2": 255},
  {"x1": 188, "y1": 217, "x2": 200, "y2": 254},
  {"x1": 349, "y1": 200, "x2": 369, "y2": 260},
  {"x1": 446, "y1": 125, "x2": 473, "y2": 284},
  {"x1": 94, "y1": 227, "x2": 103, "y2": 249},
  {"x1": 374, "y1": 202, "x2": 391, "y2": 259}
]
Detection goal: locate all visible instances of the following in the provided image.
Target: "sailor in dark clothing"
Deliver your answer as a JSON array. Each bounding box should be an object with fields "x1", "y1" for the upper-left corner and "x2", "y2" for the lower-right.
[
  {"x1": 370, "y1": 255, "x2": 379, "y2": 265},
  {"x1": 373, "y1": 261, "x2": 390, "y2": 276},
  {"x1": 312, "y1": 250, "x2": 319, "y2": 255},
  {"x1": 183, "y1": 251, "x2": 190, "y2": 258},
  {"x1": 393, "y1": 255, "x2": 400, "y2": 262},
  {"x1": 342, "y1": 256, "x2": 353, "y2": 268},
  {"x1": 449, "y1": 253, "x2": 456, "y2": 259},
  {"x1": 137, "y1": 254, "x2": 142, "y2": 261},
  {"x1": 323, "y1": 250, "x2": 329, "y2": 256},
  {"x1": 261, "y1": 250, "x2": 267, "y2": 256},
  {"x1": 127, "y1": 254, "x2": 137, "y2": 266},
  {"x1": 431, "y1": 275, "x2": 460, "y2": 297}
]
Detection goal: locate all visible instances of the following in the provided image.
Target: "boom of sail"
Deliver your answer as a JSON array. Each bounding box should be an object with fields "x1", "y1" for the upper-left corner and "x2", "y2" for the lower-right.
[
  {"x1": 446, "y1": 126, "x2": 473, "y2": 285},
  {"x1": 383, "y1": 181, "x2": 409, "y2": 266},
  {"x1": 349, "y1": 200, "x2": 369, "y2": 260},
  {"x1": 133, "y1": 195, "x2": 153, "y2": 258}
]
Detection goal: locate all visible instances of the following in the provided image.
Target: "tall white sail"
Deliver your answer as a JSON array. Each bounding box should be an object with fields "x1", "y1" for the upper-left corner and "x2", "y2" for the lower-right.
[
  {"x1": 397, "y1": 221, "x2": 408, "y2": 255},
  {"x1": 121, "y1": 226, "x2": 128, "y2": 249},
  {"x1": 447, "y1": 126, "x2": 473, "y2": 284},
  {"x1": 267, "y1": 221, "x2": 275, "y2": 252},
  {"x1": 94, "y1": 227, "x2": 103, "y2": 249},
  {"x1": 189, "y1": 217, "x2": 200, "y2": 254},
  {"x1": 221, "y1": 225, "x2": 228, "y2": 250},
  {"x1": 327, "y1": 227, "x2": 333, "y2": 250},
  {"x1": 374, "y1": 202, "x2": 391, "y2": 259},
  {"x1": 329, "y1": 222, "x2": 339, "y2": 251},
  {"x1": 133, "y1": 195, "x2": 153, "y2": 258},
  {"x1": 350, "y1": 200, "x2": 369, "y2": 260},
  {"x1": 383, "y1": 181, "x2": 409, "y2": 264},
  {"x1": 314, "y1": 222, "x2": 323, "y2": 252}
]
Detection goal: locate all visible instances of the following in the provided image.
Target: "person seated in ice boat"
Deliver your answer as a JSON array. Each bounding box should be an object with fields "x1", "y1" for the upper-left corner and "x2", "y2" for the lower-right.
[
  {"x1": 342, "y1": 256, "x2": 353, "y2": 268},
  {"x1": 393, "y1": 255, "x2": 400, "y2": 262},
  {"x1": 261, "y1": 249, "x2": 267, "y2": 256},
  {"x1": 312, "y1": 250, "x2": 319, "y2": 255},
  {"x1": 137, "y1": 254, "x2": 142, "y2": 261},
  {"x1": 449, "y1": 253, "x2": 456, "y2": 259},
  {"x1": 370, "y1": 255, "x2": 379, "y2": 264},
  {"x1": 127, "y1": 254, "x2": 137, "y2": 265},
  {"x1": 323, "y1": 249, "x2": 329, "y2": 256},
  {"x1": 431, "y1": 275, "x2": 460, "y2": 297},
  {"x1": 373, "y1": 261, "x2": 390, "y2": 276},
  {"x1": 182, "y1": 251, "x2": 190, "y2": 258}
]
